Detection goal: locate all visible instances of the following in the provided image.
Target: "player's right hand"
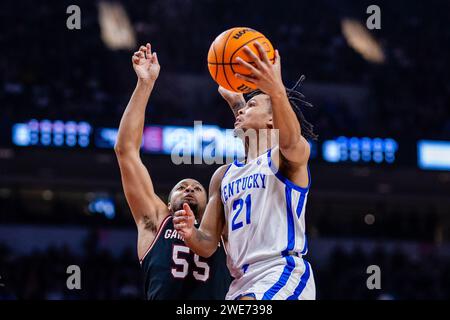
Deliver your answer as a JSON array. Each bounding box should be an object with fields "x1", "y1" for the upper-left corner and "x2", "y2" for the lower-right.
[
  {"x1": 173, "y1": 203, "x2": 195, "y2": 240},
  {"x1": 132, "y1": 43, "x2": 160, "y2": 84}
]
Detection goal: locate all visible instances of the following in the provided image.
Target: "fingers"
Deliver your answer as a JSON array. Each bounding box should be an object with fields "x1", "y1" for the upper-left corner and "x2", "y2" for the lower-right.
[
  {"x1": 152, "y1": 52, "x2": 159, "y2": 65},
  {"x1": 235, "y1": 57, "x2": 260, "y2": 77},
  {"x1": 134, "y1": 51, "x2": 145, "y2": 59},
  {"x1": 242, "y1": 46, "x2": 265, "y2": 69},
  {"x1": 182, "y1": 203, "x2": 193, "y2": 214},
  {"x1": 254, "y1": 42, "x2": 271, "y2": 65},
  {"x1": 275, "y1": 49, "x2": 281, "y2": 65},
  {"x1": 139, "y1": 45, "x2": 147, "y2": 59},
  {"x1": 138, "y1": 43, "x2": 153, "y2": 60},
  {"x1": 173, "y1": 220, "x2": 187, "y2": 230},
  {"x1": 133, "y1": 50, "x2": 145, "y2": 64},
  {"x1": 235, "y1": 72, "x2": 257, "y2": 84},
  {"x1": 173, "y1": 208, "x2": 194, "y2": 233},
  {"x1": 174, "y1": 209, "x2": 187, "y2": 218},
  {"x1": 173, "y1": 214, "x2": 188, "y2": 228},
  {"x1": 132, "y1": 54, "x2": 140, "y2": 64}
]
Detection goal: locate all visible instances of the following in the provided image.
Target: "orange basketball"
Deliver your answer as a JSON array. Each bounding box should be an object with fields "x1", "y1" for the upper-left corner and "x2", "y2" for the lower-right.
[{"x1": 207, "y1": 27, "x2": 275, "y2": 93}]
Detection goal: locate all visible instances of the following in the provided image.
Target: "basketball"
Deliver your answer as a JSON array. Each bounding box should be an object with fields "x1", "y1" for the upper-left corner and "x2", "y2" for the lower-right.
[{"x1": 207, "y1": 27, "x2": 275, "y2": 93}]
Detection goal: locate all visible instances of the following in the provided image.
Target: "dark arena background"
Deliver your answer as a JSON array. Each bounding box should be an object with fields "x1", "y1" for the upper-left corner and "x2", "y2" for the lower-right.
[{"x1": 1, "y1": 0, "x2": 450, "y2": 301}]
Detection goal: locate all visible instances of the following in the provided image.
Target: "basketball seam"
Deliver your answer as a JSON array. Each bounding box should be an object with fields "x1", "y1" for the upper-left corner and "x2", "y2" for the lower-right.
[
  {"x1": 222, "y1": 29, "x2": 237, "y2": 91},
  {"x1": 229, "y1": 35, "x2": 266, "y2": 76},
  {"x1": 208, "y1": 59, "x2": 275, "y2": 66},
  {"x1": 212, "y1": 42, "x2": 219, "y2": 80}
]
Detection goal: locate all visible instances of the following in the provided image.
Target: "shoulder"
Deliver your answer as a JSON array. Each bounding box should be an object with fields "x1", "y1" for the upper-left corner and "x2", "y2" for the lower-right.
[{"x1": 209, "y1": 164, "x2": 232, "y2": 189}]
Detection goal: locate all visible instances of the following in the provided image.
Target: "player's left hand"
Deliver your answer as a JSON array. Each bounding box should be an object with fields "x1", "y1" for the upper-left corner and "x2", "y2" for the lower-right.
[{"x1": 235, "y1": 43, "x2": 285, "y2": 97}]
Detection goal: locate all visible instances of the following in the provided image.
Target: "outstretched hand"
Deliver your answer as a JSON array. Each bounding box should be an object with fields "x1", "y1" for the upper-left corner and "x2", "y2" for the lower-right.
[
  {"x1": 132, "y1": 43, "x2": 160, "y2": 84},
  {"x1": 173, "y1": 203, "x2": 196, "y2": 240}
]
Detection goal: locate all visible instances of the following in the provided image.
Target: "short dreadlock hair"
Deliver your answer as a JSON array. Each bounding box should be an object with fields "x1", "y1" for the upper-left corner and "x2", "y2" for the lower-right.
[{"x1": 246, "y1": 75, "x2": 318, "y2": 141}]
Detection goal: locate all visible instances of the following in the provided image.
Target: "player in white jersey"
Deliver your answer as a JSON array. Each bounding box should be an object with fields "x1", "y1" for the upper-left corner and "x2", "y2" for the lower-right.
[{"x1": 174, "y1": 42, "x2": 318, "y2": 300}]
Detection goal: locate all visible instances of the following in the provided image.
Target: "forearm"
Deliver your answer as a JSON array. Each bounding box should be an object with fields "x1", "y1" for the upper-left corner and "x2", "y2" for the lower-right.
[
  {"x1": 271, "y1": 90, "x2": 302, "y2": 148},
  {"x1": 115, "y1": 80, "x2": 154, "y2": 154},
  {"x1": 185, "y1": 228, "x2": 219, "y2": 258}
]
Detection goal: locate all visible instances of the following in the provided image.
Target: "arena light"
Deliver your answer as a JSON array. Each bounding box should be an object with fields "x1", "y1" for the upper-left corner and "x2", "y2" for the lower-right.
[
  {"x1": 12, "y1": 120, "x2": 92, "y2": 148},
  {"x1": 341, "y1": 18, "x2": 385, "y2": 64},
  {"x1": 418, "y1": 140, "x2": 450, "y2": 171},
  {"x1": 322, "y1": 137, "x2": 398, "y2": 164},
  {"x1": 88, "y1": 196, "x2": 116, "y2": 219},
  {"x1": 98, "y1": 1, "x2": 136, "y2": 50}
]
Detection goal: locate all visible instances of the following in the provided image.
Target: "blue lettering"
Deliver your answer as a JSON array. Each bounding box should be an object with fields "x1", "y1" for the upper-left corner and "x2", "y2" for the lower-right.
[
  {"x1": 223, "y1": 185, "x2": 228, "y2": 202},
  {"x1": 242, "y1": 177, "x2": 249, "y2": 190},
  {"x1": 260, "y1": 174, "x2": 267, "y2": 188},
  {"x1": 236, "y1": 178, "x2": 242, "y2": 193},
  {"x1": 228, "y1": 181, "x2": 235, "y2": 199},
  {"x1": 225, "y1": 174, "x2": 269, "y2": 203},
  {"x1": 252, "y1": 174, "x2": 259, "y2": 188}
]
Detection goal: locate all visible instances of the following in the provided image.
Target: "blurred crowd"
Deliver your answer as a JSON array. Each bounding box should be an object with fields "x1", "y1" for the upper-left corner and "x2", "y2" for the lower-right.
[
  {"x1": 317, "y1": 245, "x2": 450, "y2": 300},
  {"x1": 1, "y1": 241, "x2": 448, "y2": 300},
  {"x1": 1, "y1": 0, "x2": 449, "y2": 138},
  {"x1": 0, "y1": 243, "x2": 142, "y2": 300}
]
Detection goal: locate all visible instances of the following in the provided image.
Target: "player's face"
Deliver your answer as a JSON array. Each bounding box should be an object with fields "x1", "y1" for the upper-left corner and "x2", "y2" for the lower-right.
[
  {"x1": 168, "y1": 179, "x2": 207, "y2": 218},
  {"x1": 234, "y1": 94, "x2": 272, "y2": 131}
]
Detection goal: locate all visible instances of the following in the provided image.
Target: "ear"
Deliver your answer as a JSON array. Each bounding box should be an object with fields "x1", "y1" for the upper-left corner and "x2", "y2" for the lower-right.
[{"x1": 167, "y1": 202, "x2": 172, "y2": 210}]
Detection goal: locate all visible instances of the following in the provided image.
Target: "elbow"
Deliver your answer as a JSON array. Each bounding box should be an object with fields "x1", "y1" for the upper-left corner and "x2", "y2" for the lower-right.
[
  {"x1": 114, "y1": 143, "x2": 125, "y2": 156},
  {"x1": 114, "y1": 144, "x2": 126, "y2": 158},
  {"x1": 114, "y1": 141, "x2": 135, "y2": 157},
  {"x1": 200, "y1": 248, "x2": 215, "y2": 259},
  {"x1": 279, "y1": 136, "x2": 301, "y2": 151}
]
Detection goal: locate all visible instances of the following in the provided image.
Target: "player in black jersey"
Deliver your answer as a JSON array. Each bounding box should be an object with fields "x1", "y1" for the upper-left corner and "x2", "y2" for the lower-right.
[{"x1": 114, "y1": 43, "x2": 231, "y2": 300}]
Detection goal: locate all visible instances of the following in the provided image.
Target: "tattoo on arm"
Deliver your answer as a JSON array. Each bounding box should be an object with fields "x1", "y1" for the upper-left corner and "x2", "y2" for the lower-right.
[{"x1": 195, "y1": 229, "x2": 211, "y2": 243}]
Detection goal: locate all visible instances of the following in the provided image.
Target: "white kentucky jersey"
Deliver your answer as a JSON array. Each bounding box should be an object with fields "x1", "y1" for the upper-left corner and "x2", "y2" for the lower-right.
[{"x1": 221, "y1": 148, "x2": 315, "y2": 300}]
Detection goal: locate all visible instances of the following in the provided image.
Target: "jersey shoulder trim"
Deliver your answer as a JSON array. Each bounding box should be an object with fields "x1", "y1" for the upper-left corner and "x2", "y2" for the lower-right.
[
  {"x1": 223, "y1": 163, "x2": 233, "y2": 178},
  {"x1": 267, "y1": 148, "x2": 311, "y2": 193},
  {"x1": 233, "y1": 159, "x2": 245, "y2": 167},
  {"x1": 139, "y1": 214, "x2": 172, "y2": 263}
]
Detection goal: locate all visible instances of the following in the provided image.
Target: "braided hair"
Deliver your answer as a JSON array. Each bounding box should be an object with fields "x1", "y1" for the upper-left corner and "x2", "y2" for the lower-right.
[{"x1": 246, "y1": 75, "x2": 318, "y2": 141}]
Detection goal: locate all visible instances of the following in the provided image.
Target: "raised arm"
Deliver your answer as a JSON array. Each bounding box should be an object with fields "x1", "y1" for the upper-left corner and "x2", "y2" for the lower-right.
[
  {"x1": 235, "y1": 43, "x2": 310, "y2": 165},
  {"x1": 114, "y1": 43, "x2": 167, "y2": 232},
  {"x1": 173, "y1": 165, "x2": 228, "y2": 258}
]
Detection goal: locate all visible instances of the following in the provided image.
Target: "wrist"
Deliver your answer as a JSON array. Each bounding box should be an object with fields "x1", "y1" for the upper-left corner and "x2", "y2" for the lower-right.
[
  {"x1": 137, "y1": 78, "x2": 155, "y2": 89},
  {"x1": 183, "y1": 231, "x2": 194, "y2": 242},
  {"x1": 269, "y1": 86, "x2": 287, "y2": 101}
]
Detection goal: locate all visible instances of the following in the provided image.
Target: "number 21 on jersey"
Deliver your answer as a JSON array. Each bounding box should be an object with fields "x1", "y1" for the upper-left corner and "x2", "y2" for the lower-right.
[{"x1": 231, "y1": 194, "x2": 252, "y2": 231}]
